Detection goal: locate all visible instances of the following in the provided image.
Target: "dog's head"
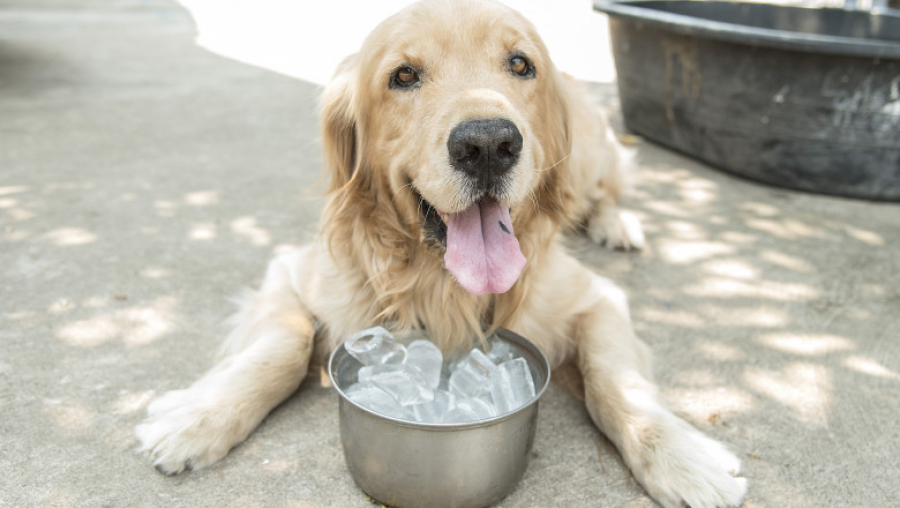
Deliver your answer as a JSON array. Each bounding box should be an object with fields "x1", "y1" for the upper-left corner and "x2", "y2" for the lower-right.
[{"x1": 321, "y1": 0, "x2": 574, "y2": 296}]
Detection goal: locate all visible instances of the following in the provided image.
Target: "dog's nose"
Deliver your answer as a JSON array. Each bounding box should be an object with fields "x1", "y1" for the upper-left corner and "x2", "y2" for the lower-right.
[{"x1": 447, "y1": 118, "x2": 522, "y2": 180}]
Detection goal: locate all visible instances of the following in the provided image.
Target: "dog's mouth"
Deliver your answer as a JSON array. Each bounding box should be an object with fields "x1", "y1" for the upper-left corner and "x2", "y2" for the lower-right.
[
  {"x1": 418, "y1": 192, "x2": 526, "y2": 296},
  {"x1": 420, "y1": 197, "x2": 448, "y2": 247}
]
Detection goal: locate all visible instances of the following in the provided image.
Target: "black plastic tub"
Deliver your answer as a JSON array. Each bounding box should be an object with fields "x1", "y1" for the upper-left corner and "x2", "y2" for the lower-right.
[{"x1": 594, "y1": 0, "x2": 900, "y2": 200}]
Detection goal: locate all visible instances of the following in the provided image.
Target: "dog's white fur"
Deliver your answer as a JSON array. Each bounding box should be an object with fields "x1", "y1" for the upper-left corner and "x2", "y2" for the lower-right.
[{"x1": 136, "y1": 1, "x2": 746, "y2": 506}]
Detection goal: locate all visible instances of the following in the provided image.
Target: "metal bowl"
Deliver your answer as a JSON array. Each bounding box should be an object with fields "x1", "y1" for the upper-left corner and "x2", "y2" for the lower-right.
[{"x1": 328, "y1": 328, "x2": 551, "y2": 508}]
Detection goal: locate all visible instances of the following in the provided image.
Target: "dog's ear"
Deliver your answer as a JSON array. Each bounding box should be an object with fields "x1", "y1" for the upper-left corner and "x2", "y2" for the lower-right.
[{"x1": 321, "y1": 55, "x2": 359, "y2": 192}]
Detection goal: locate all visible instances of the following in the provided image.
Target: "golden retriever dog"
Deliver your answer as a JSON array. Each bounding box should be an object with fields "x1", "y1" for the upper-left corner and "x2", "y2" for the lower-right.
[{"x1": 136, "y1": 1, "x2": 746, "y2": 506}]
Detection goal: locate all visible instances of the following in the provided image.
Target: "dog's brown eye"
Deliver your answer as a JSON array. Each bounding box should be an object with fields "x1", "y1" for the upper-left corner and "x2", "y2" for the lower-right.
[
  {"x1": 508, "y1": 55, "x2": 534, "y2": 78},
  {"x1": 391, "y1": 66, "x2": 420, "y2": 89}
]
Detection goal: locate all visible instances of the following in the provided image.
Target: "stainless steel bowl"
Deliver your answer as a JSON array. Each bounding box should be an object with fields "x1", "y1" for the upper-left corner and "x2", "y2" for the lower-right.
[{"x1": 328, "y1": 328, "x2": 551, "y2": 508}]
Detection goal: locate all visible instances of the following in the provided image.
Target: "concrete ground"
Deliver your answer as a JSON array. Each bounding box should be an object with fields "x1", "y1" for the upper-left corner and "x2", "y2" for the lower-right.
[{"x1": 2, "y1": 1, "x2": 899, "y2": 507}]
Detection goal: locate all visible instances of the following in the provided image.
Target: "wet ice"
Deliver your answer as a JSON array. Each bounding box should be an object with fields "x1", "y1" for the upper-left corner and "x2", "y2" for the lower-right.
[
  {"x1": 448, "y1": 349, "x2": 497, "y2": 399},
  {"x1": 341, "y1": 327, "x2": 538, "y2": 423},
  {"x1": 405, "y1": 340, "x2": 443, "y2": 389},
  {"x1": 490, "y1": 357, "x2": 536, "y2": 414},
  {"x1": 344, "y1": 326, "x2": 406, "y2": 365}
]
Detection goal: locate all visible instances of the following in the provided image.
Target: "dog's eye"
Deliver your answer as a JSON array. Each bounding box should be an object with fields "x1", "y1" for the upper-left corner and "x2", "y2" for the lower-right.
[
  {"x1": 508, "y1": 55, "x2": 534, "y2": 78},
  {"x1": 390, "y1": 66, "x2": 420, "y2": 89}
]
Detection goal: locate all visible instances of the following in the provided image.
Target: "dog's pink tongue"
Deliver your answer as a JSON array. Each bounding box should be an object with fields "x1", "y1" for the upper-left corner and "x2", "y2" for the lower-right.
[{"x1": 444, "y1": 198, "x2": 526, "y2": 295}]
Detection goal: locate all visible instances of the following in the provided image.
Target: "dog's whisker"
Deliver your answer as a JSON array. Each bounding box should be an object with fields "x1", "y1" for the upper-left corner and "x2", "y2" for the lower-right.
[
  {"x1": 537, "y1": 153, "x2": 572, "y2": 173},
  {"x1": 392, "y1": 181, "x2": 416, "y2": 207}
]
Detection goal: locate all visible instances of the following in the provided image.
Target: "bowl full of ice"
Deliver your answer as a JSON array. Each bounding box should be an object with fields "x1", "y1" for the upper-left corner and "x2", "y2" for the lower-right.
[{"x1": 329, "y1": 327, "x2": 551, "y2": 508}]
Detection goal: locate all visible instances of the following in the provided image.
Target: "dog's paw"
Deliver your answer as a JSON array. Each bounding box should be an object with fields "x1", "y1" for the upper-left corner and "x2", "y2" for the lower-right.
[
  {"x1": 586, "y1": 208, "x2": 645, "y2": 251},
  {"x1": 135, "y1": 388, "x2": 243, "y2": 475},
  {"x1": 629, "y1": 415, "x2": 747, "y2": 508}
]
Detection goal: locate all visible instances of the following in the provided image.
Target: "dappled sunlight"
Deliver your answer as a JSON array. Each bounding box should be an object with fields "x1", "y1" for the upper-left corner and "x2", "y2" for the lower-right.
[
  {"x1": 636, "y1": 306, "x2": 705, "y2": 329},
  {"x1": 683, "y1": 277, "x2": 820, "y2": 301},
  {"x1": 673, "y1": 369, "x2": 728, "y2": 386},
  {"x1": 744, "y1": 217, "x2": 831, "y2": 240},
  {"x1": 702, "y1": 259, "x2": 760, "y2": 279},
  {"x1": 56, "y1": 315, "x2": 119, "y2": 347},
  {"x1": 139, "y1": 267, "x2": 172, "y2": 279},
  {"x1": 113, "y1": 389, "x2": 157, "y2": 415},
  {"x1": 656, "y1": 239, "x2": 736, "y2": 265},
  {"x1": 42, "y1": 399, "x2": 98, "y2": 435},
  {"x1": 668, "y1": 386, "x2": 757, "y2": 424},
  {"x1": 0, "y1": 197, "x2": 34, "y2": 218},
  {"x1": 231, "y1": 216, "x2": 272, "y2": 246},
  {"x1": 676, "y1": 179, "x2": 719, "y2": 205},
  {"x1": 42, "y1": 227, "x2": 98, "y2": 246},
  {"x1": 842, "y1": 355, "x2": 900, "y2": 380},
  {"x1": 189, "y1": 221, "x2": 217, "y2": 240},
  {"x1": 702, "y1": 305, "x2": 791, "y2": 328},
  {"x1": 0, "y1": 185, "x2": 29, "y2": 196},
  {"x1": 843, "y1": 225, "x2": 885, "y2": 246},
  {"x1": 758, "y1": 249, "x2": 815, "y2": 273},
  {"x1": 757, "y1": 333, "x2": 855, "y2": 357},
  {"x1": 55, "y1": 296, "x2": 179, "y2": 347},
  {"x1": 643, "y1": 200, "x2": 695, "y2": 219},
  {"x1": 743, "y1": 363, "x2": 832, "y2": 426},
  {"x1": 662, "y1": 219, "x2": 708, "y2": 240},
  {"x1": 696, "y1": 341, "x2": 747, "y2": 362},
  {"x1": 606, "y1": 133, "x2": 900, "y2": 456},
  {"x1": 154, "y1": 199, "x2": 179, "y2": 218},
  {"x1": 738, "y1": 201, "x2": 781, "y2": 217},
  {"x1": 183, "y1": 189, "x2": 219, "y2": 206},
  {"x1": 717, "y1": 230, "x2": 758, "y2": 245}
]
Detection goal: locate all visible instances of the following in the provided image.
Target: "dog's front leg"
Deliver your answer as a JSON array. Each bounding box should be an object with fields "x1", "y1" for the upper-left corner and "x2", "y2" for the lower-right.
[
  {"x1": 574, "y1": 275, "x2": 747, "y2": 508},
  {"x1": 135, "y1": 251, "x2": 315, "y2": 474}
]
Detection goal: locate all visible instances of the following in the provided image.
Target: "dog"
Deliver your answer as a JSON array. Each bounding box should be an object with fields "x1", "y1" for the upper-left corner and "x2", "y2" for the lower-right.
[{"x1": 136, "y1": 1, "x2": 747, "y2": 506}]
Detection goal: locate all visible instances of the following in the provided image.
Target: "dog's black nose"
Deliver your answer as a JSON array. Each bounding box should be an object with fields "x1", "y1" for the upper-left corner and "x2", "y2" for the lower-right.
[{"x1": 447, "y1": 118, "x2": 522, "y2": 181}]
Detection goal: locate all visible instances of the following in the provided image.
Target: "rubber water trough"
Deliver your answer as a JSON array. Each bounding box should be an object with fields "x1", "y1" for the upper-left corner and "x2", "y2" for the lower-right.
[{"x1": 594, "y1": 0, "x2": 900, "y2": 201}]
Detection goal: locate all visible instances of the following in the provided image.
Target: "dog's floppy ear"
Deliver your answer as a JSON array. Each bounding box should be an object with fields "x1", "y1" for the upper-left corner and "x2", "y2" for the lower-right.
[{"x1": 321, "y1": 55, "x2": 359, "y2": 193}]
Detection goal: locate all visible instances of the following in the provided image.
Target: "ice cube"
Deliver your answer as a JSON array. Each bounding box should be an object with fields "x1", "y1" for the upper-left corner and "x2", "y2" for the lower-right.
[
  {"x1": 370, "y1": 366, "x2": 434, "y2": 406},
  {"x1": 345, "y1": 383, "x2": 406, "y2": 419},
  {"x1": 446, "y1": 397, "x2": 495, "y2": 422},
  {"x1": 433, "y1": 389, "x2": 456, "y2": 413},
  {"x1": 408, "y1": 390, "x2": 456, "y2": 423},
  {"x1": 358, "y1": 363, "x2": 404, "y2": 383},
  {"x1": 404, "y1": 340, "x2": 443, "y2": 389},
  {"x1": 437, "y1": 368, "x2": 452, "y2": 391},
  {"x1": 486, "y1": 337, "x2": 516, "y2": 364},
  {"x1": 344, "y1": 326, "x2": 406, "y2": 365},
  {"x1": 490, "y1": 357, "x2": 536, "y2": 414},
  {"x1": 448, "y1": 349, "x2": 498, "y2": 398},
  {"x1": 465, "y1": 396, "x2": 497, "y2": 418},
  {"x1": 410, "y1": 400, "x2": 440, "y2": 423}
]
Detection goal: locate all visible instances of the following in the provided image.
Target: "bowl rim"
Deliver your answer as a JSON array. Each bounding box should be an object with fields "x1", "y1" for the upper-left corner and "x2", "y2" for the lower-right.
[
  {"x1": 328, "y1": 327, "x2": 551, "y2": 430},
  {"x1": 594, "y1": 0, "x2": 900, "y2": 59}
]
